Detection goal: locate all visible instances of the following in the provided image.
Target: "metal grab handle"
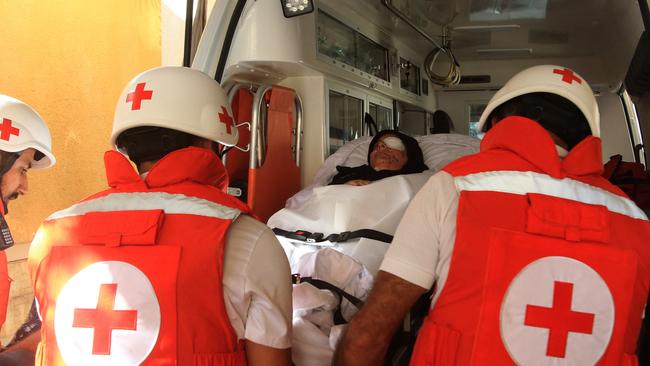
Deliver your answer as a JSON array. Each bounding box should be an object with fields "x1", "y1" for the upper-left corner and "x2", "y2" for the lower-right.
[
  {"x1": 294, "y1": 94, "x2": 303, "y2": 167},
  {"x1": 381, "y1": 0, "x2": 443, "y2": 49},
  {"x1": 250, "y1": 86, "x2": 303, "y2": 169},
  {"x1": 250, "y1": 86, "x2": 273, "y2": 169}
]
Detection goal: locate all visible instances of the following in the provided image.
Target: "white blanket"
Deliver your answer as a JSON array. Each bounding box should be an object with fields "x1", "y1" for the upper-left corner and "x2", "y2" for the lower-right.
[
  {"x1": 268, "y1": 134, "x2": 479, "y2": 366},
  {"x1": 268, "y1": 173, "x2": 433, "y2": 366},
  {"x1": 268, "y1": 172, "x2": 433, "y2": 275}
]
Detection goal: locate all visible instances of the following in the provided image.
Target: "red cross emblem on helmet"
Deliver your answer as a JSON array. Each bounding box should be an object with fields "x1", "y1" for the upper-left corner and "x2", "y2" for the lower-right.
[
  {"x1": 218, "y1": 106, "x2": 234, "y2": 134},
  {"x1": 553, "y1": 68, "x2": 583, "y2": 84},
  {"x1": 0, "y1": 118, "x2": 20, "y2": 141},
  {"x1": 126, "y1": 82, "x2": 154, "y2": 111}
]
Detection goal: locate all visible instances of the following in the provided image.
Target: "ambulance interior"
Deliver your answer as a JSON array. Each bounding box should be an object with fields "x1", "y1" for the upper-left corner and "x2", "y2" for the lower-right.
[
  {"x1": 192, "y1": 0, "x2": 650, "y2": 221},
  {"x1": 187, "y1": 0, "x2": 650, "y2": 362}
]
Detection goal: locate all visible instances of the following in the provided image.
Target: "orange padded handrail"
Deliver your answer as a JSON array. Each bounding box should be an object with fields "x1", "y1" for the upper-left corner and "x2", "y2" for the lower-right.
[{"x1": 248, "y1": 86, "x2": 301, "y2": 222}]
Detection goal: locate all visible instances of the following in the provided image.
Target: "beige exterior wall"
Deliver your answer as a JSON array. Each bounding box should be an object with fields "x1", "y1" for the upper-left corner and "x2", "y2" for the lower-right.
[{"x1": 0, "y1": 0, "x2": 162, "y2": 343}]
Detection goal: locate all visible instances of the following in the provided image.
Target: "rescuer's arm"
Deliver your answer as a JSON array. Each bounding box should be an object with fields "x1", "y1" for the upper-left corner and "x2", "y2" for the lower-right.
[
  {"x1": 227, "y1": 216, "x2": 293, "y2": 366},
  {"x1": 246, "y1": 340, "x2": 292, "y2": 366},
  {"x1": 332, "y1": 270, "x2": 426, "y2": 366}
]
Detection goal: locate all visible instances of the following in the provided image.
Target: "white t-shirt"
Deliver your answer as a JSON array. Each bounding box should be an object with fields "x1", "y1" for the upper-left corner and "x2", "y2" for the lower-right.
[
  {"x1": 223, "y1": 214, "x2": 293, "y2": 349},
  {"x1": 378, "y1": 171, "x2": 459, "y2": 305}
]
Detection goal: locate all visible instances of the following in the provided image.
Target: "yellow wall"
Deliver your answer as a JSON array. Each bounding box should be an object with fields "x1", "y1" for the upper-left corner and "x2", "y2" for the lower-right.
[{"x1": 0, "y1": 1, "x2": 161, "y2": 243}]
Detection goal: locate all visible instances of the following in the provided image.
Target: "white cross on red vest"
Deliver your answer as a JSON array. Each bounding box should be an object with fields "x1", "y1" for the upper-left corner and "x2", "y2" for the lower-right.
[
  {"x1": 0, "y1": 118, "x2": 20, "y2": 141},
  {"x1": 72, "y1": 283, "x2": 138, "y2": 355},
  {"x1": 126, "y1": 82, "x2": 154, "y2": 111},
  {"x1": 218, "y1": 106, "x2": 233, "y2": 134},
  {"x1": 524, "y1": 281, "x2": 595, "y2": 358},
  {"x1": 553, "y1": 68, "x2": 583, "y2": 84}
]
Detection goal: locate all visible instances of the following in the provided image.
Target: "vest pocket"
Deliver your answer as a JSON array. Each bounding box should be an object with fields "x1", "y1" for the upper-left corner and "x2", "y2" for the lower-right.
[{"x1": 409, "y1": 321, "x2": 460, "y2": 366}]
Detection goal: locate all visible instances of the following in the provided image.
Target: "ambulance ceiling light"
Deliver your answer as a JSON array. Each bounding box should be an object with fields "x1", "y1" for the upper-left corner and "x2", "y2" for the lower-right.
[{"x1": 281, "y1": 0, "x2": 314, "y2": 18}]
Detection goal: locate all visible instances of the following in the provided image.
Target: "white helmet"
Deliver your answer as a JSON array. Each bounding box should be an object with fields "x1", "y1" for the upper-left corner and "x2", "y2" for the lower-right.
[
  {"x1": 0, "y1": 95, "x2": 55, "y2": 168},
  {"x1": 478, "y1": 65, "x2": 600, "y2": 137},
  {"x1": 111, "y1": 66, "x2": 238, "y2": 151}
]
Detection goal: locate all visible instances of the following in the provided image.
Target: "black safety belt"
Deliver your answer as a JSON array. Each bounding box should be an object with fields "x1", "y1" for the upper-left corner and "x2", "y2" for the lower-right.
[
  {"x1": 292, "y1": 274, "x2": 364, "y2": 325},
  {"x1": 273, "y1": 227, "x2": 393, "y2": 244}
]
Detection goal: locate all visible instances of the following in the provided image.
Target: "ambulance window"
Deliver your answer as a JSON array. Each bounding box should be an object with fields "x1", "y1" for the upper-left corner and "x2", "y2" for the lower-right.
[
  {"x1": 318, "y1": 11, "x2": 355, "y2": 67},
  {"x1": 356, "y1": 34, "x2": 389, "y2": 81},
  {"x1": 328, "y1": 90, "x2": 364, "y2": 155},
  {"x1": 468, "y1": 103, "x2": 486, "y2": 138},
  {"x1": 399, "y1": 58, "x2": 421, "y2": 95},
  {"x1": 397, "y1": 101, "x2": 429, "y2": 136},
  {"x1": 317, "y1": 10, "x2": 390, "y2": 82},
  {"x1": 369, "y1": 102, "x2": 393, "y2": 131}
]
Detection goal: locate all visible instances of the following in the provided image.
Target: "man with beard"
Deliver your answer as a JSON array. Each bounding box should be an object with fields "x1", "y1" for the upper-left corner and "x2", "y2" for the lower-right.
[{"x1": 0, "y1": 95, "x2": 55, "y2": 364}]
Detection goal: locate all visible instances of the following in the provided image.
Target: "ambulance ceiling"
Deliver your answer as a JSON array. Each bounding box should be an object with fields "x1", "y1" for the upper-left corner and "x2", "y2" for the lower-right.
[{"x1": 354, "y1": 0, "x2": 643, "y2": 63}]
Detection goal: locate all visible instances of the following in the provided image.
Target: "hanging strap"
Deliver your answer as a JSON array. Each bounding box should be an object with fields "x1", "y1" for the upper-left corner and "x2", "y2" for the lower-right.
[
  {"x1": 273, "y1": 227, "x2": 393, "y2": 244},
  {"x1": 292, "y1": 273, "x2": 364, "y2": 325}
]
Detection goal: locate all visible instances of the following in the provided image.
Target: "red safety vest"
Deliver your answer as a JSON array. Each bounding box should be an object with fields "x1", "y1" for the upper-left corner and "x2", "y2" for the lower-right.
[
  {"x1": 410, "y1": 117, "x2": 650, "y2": 366},
  {"x1": 29, "y1": 147, "x2": 250, "y2": 366},
  {"x1": 0, "y1": 204, "x2": 10, "y2": 336}
]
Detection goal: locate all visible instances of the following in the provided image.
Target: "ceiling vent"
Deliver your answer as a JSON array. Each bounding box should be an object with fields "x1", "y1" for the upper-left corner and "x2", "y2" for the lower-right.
[
  {"x1": 476, "y1": 48, "x2": 533, "y2": 56},
  {"x1": 460, "y1": 75, "x2": 491, "y2": 84}
]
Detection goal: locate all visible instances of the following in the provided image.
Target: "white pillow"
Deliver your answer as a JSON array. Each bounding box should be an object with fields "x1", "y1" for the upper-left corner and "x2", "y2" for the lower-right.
[{"x1": 286, "y1": 133, "x2": 480, "y2": 208}]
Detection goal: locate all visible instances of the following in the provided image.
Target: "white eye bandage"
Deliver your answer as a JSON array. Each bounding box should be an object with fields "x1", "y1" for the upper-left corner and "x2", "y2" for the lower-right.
[{"x1": 382, "y1": 136, "x2": 406, "y2": 151}]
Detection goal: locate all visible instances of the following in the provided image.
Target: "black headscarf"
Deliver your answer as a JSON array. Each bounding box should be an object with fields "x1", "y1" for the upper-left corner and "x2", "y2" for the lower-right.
[
  {"x1": 329, "y1": 130, "x2": 428, "y2": 185},
  {"x1": 431, "y1": 110, "x2": 453, "y2": 134}
]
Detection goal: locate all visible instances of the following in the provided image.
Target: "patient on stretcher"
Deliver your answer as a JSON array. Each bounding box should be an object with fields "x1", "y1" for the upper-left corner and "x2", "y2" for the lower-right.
[
  {"x1": 329, "y1": 130, "x2": 428, "y2": 186},
  {"x1": 267, "y1": 131, "x2": 480, "y2": 366}
]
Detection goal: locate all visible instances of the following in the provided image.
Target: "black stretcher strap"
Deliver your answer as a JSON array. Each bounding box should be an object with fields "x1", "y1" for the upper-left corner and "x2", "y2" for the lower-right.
[
  {"x1": 292, "y1": 274, "x2": 364, "y2": 325},
  {"x1": 273, "y1": 227, "x2": 393, "y2": 244}
]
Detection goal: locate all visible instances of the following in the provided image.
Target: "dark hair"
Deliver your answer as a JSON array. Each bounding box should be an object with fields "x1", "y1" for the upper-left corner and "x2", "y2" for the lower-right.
[
  {"x1": 484, "y1": 92, "x2": 591, "y2": 149},
  {"x1": 0, "y1": 151, "x2": 20, "y2": 178},
  {"x1": 431, "y1": 110, "x2": 453, "y2": 134},
  {"x1": 116, "y1": 127, "x2": 196, "y2": 166}
]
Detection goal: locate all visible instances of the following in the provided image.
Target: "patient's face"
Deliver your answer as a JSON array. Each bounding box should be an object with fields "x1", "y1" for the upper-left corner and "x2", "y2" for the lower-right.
[{"x1": 370, "y1": 134, "x2": 408, "y2": 171}]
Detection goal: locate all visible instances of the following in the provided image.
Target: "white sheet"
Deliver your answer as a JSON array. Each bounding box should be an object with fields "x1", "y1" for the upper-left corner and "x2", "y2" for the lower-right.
[
  {"x1": 268, "y1": 173, "x2": 432, "y2": 366},
  {"x1": 269, "y1": 172, "x2": 433, "y2": 275},
  {"x1": 269, "y1": 134, "x2": 479, "y2": 366}
]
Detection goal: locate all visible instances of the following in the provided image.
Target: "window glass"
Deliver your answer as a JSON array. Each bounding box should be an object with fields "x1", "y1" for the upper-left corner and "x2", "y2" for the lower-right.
[
  {"x1": 397, "y1": 101, "x2": 428, "y2": 136},
  {"x1": 317, "y1": 11, "x2": 355, "y2": 66},
  {"x1": 369, "y1": 102, "x2": 393, "y2": 132},
  {"x1": 317, "y1": 10, "x2": 390, "y2": 81},
  {"x1": 399, "y1": 57, "x2": 420, "y2": 95},
  {"x1": 329, "y1": 90, "x2": 364, "y2": 155},
  {"x1": 468, "y1": 103, "x2": 486, "y2": 137}
]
